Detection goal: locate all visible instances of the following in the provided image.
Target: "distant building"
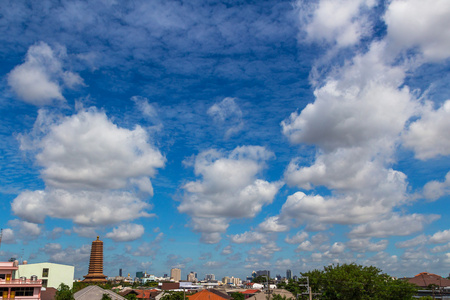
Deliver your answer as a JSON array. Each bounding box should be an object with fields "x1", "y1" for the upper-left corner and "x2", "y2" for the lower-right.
[
  {"x1": 119, "y1": 269, "x2": 122, "y2": 277},
  {"x1": 18, "y1": 262, "x2": 75, "y2": 289},
  {"x1": 170, "y1": 268, "x2": 181, "y2": 282},
  {"x1": 222, "y1": 276, "x2": 230, "y2": 284},
  {"x1": 0, "y1": 261, "x2": 42, "y2": 300},
  {"x1": 286, "y1": 269, "x2": 292, "y2": 280},
  {"x1": 292, "y1": 275, "x2": 298, "y2": 281},
  {"x1": 255, "y1": 270, "x2": 270, "y2": 279},
  {"x1": 136, "y1": 271, "x2": 144, "y2": 279},
  {"x1": 205, "y1": 274, "x2": 215, "y2": 281},
  {"x1": 187, "y1": 272, "x2": 197, "y2": 282}
]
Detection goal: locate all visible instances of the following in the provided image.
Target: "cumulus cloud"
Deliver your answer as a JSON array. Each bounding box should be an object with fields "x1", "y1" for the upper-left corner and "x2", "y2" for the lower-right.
[
  {"x1": 221, "y1": 245, "x2": 233, "y2": 255},
  {"x1": 207, "y1": 97, "x2": 244, "y2": 139},
  {"x1": 298, "y1": 0, "x2": 376, "y2": 47},
  {"x1": 258, "y1": 216, "x2": 289, "y2": 233},
  {"x1": 285, "y1": 231, "x2": 308, "y2": 244},
  {"x1": 430, "y1": 230, "x2": 450, "y2": 244},
  {"x1": 8, "y1": 219, "x2": 42, "y2": 238},
  {"x1": 106, "y1": 223, "x2": 145, "y2": 242},
  {"x1": 229, "y1": 231, "x2": 268, "y2": 244},
  {"x1": 403, "y1": 101, "x2": 450, "y2": 160},
  {"x1": 384, "y1": 0, "x2": 450, "y2": 61},
  {"x1": 179, "y1": 146, "x2": 281, "y2": 243},
  {"x1": 395, "y1": 234, "x2": 428, "y2": 249},
  {"x1": 422, "y1": 172, "x2": 450, "y2": 201},
  {"x1": 347, "y1": 238, "x2": 388, "y2": 252},
  {"x1": 12, "y1": 108, "x2": 165, "y2": 227},
  {"x1": 0, "y1": 229, "x2": 16, "y2": 244},
  {"x1": 7, "y1": 42, "x2": 84, "y2": 105},
  {"x1": 349, "y1": 214, "x2": 439, "y2": 238}
]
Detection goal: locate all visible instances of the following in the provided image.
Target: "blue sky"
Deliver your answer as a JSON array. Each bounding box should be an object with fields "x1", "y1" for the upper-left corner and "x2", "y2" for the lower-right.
[{"x1": 0, "y1": 0, "x2": 450, "y2": 281}]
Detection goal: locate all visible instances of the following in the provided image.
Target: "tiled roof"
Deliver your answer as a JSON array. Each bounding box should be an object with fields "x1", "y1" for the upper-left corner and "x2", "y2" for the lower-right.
[
  {"x1": 407, "y1": 272, "x2": 450, "y2": 288},
  {"x1": 241, "y1": 289, "x2": 260, "y2": 294},
  {"x1": 188, "y1": 289, "x2": 232, "y2": 300},
  {"x1": 74, "y1": 285, "x2": 126, "y2": 300}
]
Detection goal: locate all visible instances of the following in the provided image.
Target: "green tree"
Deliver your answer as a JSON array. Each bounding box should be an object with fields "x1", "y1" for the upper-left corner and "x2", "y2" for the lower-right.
[
  {"x1": 55, "y1": 283, "x2": 74, "y2": 300},
  {"x1": 161, "y1": 291, "x2": 185, "y2": 300},
  {"x1": 301, "y1": 263, "x2": 417, "y2": 300},
  {"x1": 231, "y1": 292, "x2": 245, "y2": 300},
  {"x1": 271, "y1": 295, "x2": 287, "y2": 300},
  {"x1": 253, "y1": 276, "x2": 270, "y2": 283},
  {"x1": 102, "y1": 294, "x2": 112, "y2": 300},
  {"x1": 125, "y1": 294, "x2": 138, "y2": 300}
]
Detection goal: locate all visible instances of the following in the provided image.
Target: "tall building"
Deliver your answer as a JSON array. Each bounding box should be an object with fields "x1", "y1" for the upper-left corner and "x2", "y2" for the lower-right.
[
  {"x1": 83, "y1": 236, "x2": 107, "y2": 283},
  {"x1": 205, "y1": 274, "x2": 215, "y2": 281},
  {"x1": 187, "y1": 272, "x2": 197, "y2": 282},
  {"x1": 222, "y1": 276, "x2": 230, "y2": 284},
  {"x1": 256, "y1": 270, "x2": 270, "y2": 279},
  {"x1": 170, "y1": 268, "x2": 181, "y2": 282},
  {"x1": 286, "y1": 269, "x2": 292, "y2": 280}
]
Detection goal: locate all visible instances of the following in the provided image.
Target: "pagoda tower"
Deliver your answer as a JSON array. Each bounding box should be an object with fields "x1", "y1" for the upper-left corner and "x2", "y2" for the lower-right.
[{"x1": 83, "y1": 236, "x2": 107, "y2": 283}]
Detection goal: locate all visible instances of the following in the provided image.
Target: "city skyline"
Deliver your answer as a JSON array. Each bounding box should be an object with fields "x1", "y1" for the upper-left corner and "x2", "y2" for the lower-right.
[{"x1": 0, "y1": 0, "x2": 450, "y2": 281}]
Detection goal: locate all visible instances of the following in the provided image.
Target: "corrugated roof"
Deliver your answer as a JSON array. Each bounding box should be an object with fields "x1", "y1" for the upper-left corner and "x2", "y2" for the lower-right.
[{"x1": 74, "y1": 285, "x2": 127, "y2": 300}]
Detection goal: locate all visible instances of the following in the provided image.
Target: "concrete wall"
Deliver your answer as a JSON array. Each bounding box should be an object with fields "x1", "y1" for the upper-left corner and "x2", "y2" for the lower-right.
[{"x1": 18, "y1": 262, "x2": 74, "y2": 289}]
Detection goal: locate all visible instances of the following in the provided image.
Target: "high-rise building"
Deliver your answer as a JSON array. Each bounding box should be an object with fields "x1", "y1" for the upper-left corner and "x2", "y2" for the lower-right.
[
  {"x1": 83, "y1": 236, "x2": 107, "y2": 283},
  {"x1": 286, "y1": 269, "x2": 292, "y2": 280},
  {"x1": 222, "y1": 276, "x2": 230, "y2": 284},
  {"x1": 205, "y1": 274, "x2": 215, "y2": 281},
  {"x1": 187, "y1": 272, "x2": 197, "y2": 282},
  {"x1": 256, "y1": 270, "x2": 270, "y2": 279},
  {"x1": 170, "y1": 268, "x2": 181, "y2": 282}
]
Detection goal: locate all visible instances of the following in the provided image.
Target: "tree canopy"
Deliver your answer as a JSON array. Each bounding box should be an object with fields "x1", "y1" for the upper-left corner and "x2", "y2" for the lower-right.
[
  {"x1": 55, "y1": 283, "x2": 74, "y2": 300},
  {"x1": 300, "y1": 263, "x2": 417, "y2": 300}
]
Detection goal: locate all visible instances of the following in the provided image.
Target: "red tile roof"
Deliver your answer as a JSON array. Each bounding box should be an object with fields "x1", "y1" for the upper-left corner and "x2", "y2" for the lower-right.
[
  {"x1": 188, "y1": 289, "x2": 231, "y2": 300},
  {"x1": 407, "y1": 272, "x2": 450, "y2": 288}
]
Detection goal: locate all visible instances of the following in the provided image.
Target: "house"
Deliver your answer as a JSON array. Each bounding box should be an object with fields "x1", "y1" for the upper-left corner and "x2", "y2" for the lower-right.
[
  {"x1": 0, "y1": 261, "x2": 42, "y2": 299},
  {"x1": 18, "y1": 262, "x2": 75, "y2": 289},
  {"x1": 245, "y1": 289, "x2": 295, "y2": 300},
  {"x1": 74, "y1": 285, "x2": 126, "y2": 300},
  {"x1": 407, "y1": 272, "x2": 450, "y2": 288},
  {"x1": 188, "y1": 289, "x2": 232, "y2": 300}
]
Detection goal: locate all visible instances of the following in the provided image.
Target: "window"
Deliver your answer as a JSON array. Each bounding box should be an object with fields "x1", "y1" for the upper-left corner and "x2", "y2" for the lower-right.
[
  {"x1": 42, "y1": 268, "x2": 49, "y2": 277},
  {"x1": 0, "y1": 274, "x2": 5, "y2": 279},
  {"x1": 42, "y1": 279, "x2": 48, "y2": 288},
  {"x1": 11, "y1": 287, "x2": 34, "y2": 296}
]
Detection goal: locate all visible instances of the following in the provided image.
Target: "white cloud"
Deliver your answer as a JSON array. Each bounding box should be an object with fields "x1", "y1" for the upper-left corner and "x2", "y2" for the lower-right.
[
  {"x1": 179, "y1": 146, "x2": 281, "y2": 243},
  {"x1": 296, "y1": 240, "x2": 314, "y2": 252},
  {"x1": 7, "y1": 42, "x2": 83, "y2": 105},
  {"x1": 221, "y1": 245, "x2": 233, "y2": 255},
  {"x1": 8, "y1": 219, "x2": 41, "y2": 238},
  {"x1": 330, "y1": 242, "x2": 345, "y2": 254},
  {"x1": 73, "y1": 226, "x2": 98, "y2": 238},
  {"x1": 229, "y1": 231, "x2": 267, "y2": 244},
  {"x1": 395, "y1": 234, "x2": 427, "y2": 249},
  {"x1": 207, "y1": 97, "x2": 244, "y2": 139},
  {"x1": 12, "y1": 108, "x2": 164, "y2": 227},
  {"x1": 385, "y1": 0, "x2": 450, "y2": 61},
  {"x1": 347, "y1": 238, "x2": 388, "y2": 252},
  {"x1": 349, "y1": 214, "x2": 439, "y2": 238},
  {"x1": 298, "y1": 0, "x2": 375, "y2": 47},
  {"x1": 106, "y1": 223, "x2": 145, "y2": 242},
  {"x1": 248, "y1": 241, "x2": 281, "y2": 259},
  {"x1": 258, "y1": 216, "x2": 289, "y2": 233},
  {"x1": 0, "y1": 229, "x2": 16, "y2": 244},
  {"x1": 422, "y1": 172, "x2": 450, "y2": 201},
  {"x1": 430, "y1": 230, "x2": 450, "y2": 244},
  {"x1": 404, "y1": 101, "x2": 450, "y2": 160},
  {"x1": 13, "y1": 189, "x2": 153, "y2": 226},
  {"x1": 285, "y1": 231, "x2": 309, "y2": 244}
]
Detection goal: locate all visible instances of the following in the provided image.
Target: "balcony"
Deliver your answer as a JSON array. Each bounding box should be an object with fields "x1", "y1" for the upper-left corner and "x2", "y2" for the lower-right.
[{"x1": 0, "y1": 279, "x2": 42, "y2": 286}]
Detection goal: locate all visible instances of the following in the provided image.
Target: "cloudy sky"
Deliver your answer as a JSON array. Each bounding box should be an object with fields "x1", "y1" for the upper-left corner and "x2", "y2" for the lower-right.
[{"x1": 0, "y1": 0, "x2": 449, "y2": 280}]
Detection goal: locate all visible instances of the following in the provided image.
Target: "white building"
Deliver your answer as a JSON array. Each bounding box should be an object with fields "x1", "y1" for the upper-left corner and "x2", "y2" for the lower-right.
[
  {"x1": 170, "y1": 268, "x2": 181, "y2": 282},
  {"x1": 18, "y1": 262, "x2": 74, "y2": 289}
]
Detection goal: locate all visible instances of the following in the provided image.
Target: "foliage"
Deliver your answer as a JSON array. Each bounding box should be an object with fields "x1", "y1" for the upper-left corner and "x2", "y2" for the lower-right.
[
  {"x1": 231, "y1": 292, "x2": 245, "y2": 300},
  {"x1": 253, "y1": 275, "x2": 270, "y2": 283},
  {"x1": 55, "y1": 283, "x2": 74, "y2": 300},
  {"x1": 102, "y1": 294, "x2": 113, "y2": 300},
  {"x1": 276, "y1": 280, "x2": 302, "y2": 297},
  {"x1": 144, "y1": 281, "x2": 159, "y2": 287},
  {"x1": 271, "y1": 294, "x2": 287, "y2": 300},
  {"x1": 125, "y1": 294, "x2": 138, "y2": 300},
  {"x1": 161, "y1": 291, "x2": 185, "y2": 300},
  {"x1": 301, "y1": 263, "x2": 417, "y2": 300}
]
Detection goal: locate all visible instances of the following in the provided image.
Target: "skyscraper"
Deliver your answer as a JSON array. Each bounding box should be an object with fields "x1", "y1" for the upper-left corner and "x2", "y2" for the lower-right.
[
  {"x1": 286, "y1": 269, "x2": 292, "y2": 280},
  {"x1": 171, "y1": 268, "x2": 181, "y2": 282},
  {"x1": 83, "y1": 236, "x2": 107, "y2": 283}
]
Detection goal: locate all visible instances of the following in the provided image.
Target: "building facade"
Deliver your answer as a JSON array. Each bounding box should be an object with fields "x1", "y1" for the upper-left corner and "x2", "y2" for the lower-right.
[
  {"x1": 286, "y1": 269, "x2": 291, "y2": 280},
  {"x1": 0, "y1": 261, "x2": 42, "y2": 300},
  {"x1": 170, "y1": 268, "x2": 181, "y2": 282},
  {"x1": 18, "y1": 262, "x2": 75, "y2": 289}
]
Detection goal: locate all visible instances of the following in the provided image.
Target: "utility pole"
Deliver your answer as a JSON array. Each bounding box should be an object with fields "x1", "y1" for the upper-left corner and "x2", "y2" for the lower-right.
[{"x1": 299, "y1": 276, "x2": 312, "y2": 300}]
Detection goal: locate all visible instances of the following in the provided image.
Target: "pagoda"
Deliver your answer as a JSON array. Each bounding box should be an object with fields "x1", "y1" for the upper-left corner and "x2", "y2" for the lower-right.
[{"x1": 83, "y1": 236, "x2": 107, "y2": 283}]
